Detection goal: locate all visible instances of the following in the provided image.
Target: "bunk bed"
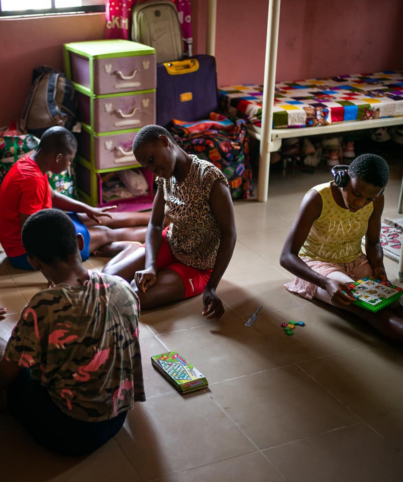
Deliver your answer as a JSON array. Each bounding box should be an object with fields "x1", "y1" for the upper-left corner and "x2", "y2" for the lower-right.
[
  {"x1": 205, "y1": 0, "x2": 403, "y2": 202},
  {"x1": 205, "y1": 0, "x2": 403, "y2": 281}
]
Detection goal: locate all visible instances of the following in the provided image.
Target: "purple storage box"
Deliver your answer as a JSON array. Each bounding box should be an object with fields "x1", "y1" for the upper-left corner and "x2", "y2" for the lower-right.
[
  {"x1": 76, "y1": 161, "x2": 154, "y2": 212},
  {"x1": 157, "y1": 55, "x2": 218, "y2": 127},
  {"x1": 78, "y1": 91, "x2": 156, "y2": 133},
  {"x1": 68, "y1": 43, "x2": 156, "y2": 95},
  {"x1": 76, "y1": 126, "x2": 140, "y2": 171}
]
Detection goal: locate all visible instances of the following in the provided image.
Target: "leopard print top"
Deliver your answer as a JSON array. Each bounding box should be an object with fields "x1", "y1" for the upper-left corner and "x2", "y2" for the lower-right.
[{"x1": 156, "y1": 156, "x2": 229, "y2": 270}]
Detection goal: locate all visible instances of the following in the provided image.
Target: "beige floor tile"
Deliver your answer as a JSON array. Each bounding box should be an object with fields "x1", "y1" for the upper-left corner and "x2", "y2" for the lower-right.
[
  {"x1": 18, "y1": 285, "x2": 45, "y2": 302},
  {"x1": 233, "y1": 202, "x2": 292, "y2": 235},
  {"x1": 369, "y1": 411, "x2": 403, "y2": 451},
  {"x1": 218, "y1": 269, "x2": 309, "y2": 317},
  {"x1": 264, "y1": 424, "x2": 403, "y2": 482},
  {"x1": 0, "y1": 258, "x2": 16, "y2": 289},
  {"x1": 224, "y1": 242, "x2": 272, "y2": 276},
  {"x1": 0, "y1": 313, "x2": 19, "y2": 342},
  {"x1": 115, "y1": 392, "x2": 255, "y2": 480},
  {"x1": 0, "y1": 287, "x2": 28, "y2": 315},
  {"x1": 50, "y1": 439, "x2": 141, "y2": 482},
  {"x1": 140, "y1": 336, "x2": 177, "y2": 399},
  {"x1": 157, "y1": 318, "x2": 291, "y2": 384},
  {"x1": 383, "y1": 256, "x2": 402, "y2": 286},
  {"x1": 89, "y1": 256, "x2": 108, "y2": 272},
  {"x1": 211, "y1": 365, "x2": 358, "y2": 449},
  {"x1": 154, "y1": 452, "x2": 285, "y2": 482},
  {"x1": 82, "y1": 259, "x2": 94, "y2": 270},
  {"x1": 237, "y1": 228, "x2": 289, "y2": 265},
  {"x1": 141, "y1": 296, "x2": 241, "y2": 335},
  {"x1": 237, "y1": 228, "x2": 301, "y2": 278},
  {"x1": 138, "y1": 320, "x2": 156, "y2": 340},
  {"x1": 7, "y1": 264, "x2": 46, "y2": 286},
  {"x1": 253, "y1": 302, "x2": 381, "y2": 363},
  {"x1": 300, "y1": 346, "x2": 403, "y2": 420},
  {"x1": 0, "y1": 427, "x2": 140, "y2": 482},
  {"x1": 265, "y1": 195, "x2": 304, "y2": 222}
]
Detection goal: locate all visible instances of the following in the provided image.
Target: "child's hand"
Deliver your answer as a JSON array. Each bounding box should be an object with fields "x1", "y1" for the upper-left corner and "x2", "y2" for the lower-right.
[
  {"x1": 202, "y1": 287, "x2": 225, "y2": 319},
  {"x1": 135, "y1": 268, "x2": 157, "y2": 293},
  {"x1": 373, "y1": 267, "x2": 388, "y2": 283},
  {"x1": 84, "y1": 206, "x2": 117, "y2": 224},
  {"x1": 325, "y1": 279, "x2": 356, "y2": 306}
]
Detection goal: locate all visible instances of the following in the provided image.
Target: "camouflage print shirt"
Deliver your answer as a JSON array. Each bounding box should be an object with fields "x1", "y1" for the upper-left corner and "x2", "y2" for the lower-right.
[{"x1": 5, "y1": 271, "x2": 145, "y2": 422}]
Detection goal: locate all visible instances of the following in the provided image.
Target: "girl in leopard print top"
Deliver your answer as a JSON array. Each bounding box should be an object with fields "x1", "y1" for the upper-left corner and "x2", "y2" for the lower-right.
[{"x1": 103, "y1": 125, "x2": 237, "y2": 319}]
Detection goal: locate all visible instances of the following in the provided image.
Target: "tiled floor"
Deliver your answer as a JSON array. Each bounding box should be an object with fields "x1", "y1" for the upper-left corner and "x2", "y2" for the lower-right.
[{"x1": 2, "y1": 151, "x2": 403, "y2": 481}]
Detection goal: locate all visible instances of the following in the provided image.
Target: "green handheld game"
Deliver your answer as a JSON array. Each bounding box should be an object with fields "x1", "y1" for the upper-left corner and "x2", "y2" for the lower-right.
[
  {"x1": 151, "y1": 351, "x2": 208, "y2": 394},
  {"x1": 348, "y1": 277, "x2": 403, "y2": 312}
]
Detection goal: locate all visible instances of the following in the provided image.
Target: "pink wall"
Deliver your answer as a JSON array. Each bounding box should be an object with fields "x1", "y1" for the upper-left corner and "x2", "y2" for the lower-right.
[
  {"x1": 192, "y1": 0, "x2": 403, "y2": 86},
  {"x1": 1, "y1": 0, "x2": 403, "y2": 127},
  {"x1": 0, "y1": 13, "x2": 105, "y2": 126}
]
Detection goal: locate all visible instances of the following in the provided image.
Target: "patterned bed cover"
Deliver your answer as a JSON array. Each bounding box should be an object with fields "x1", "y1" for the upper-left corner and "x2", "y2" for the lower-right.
[{"x1": 218, "y1": 71, "x2": 403, "y2": 129}]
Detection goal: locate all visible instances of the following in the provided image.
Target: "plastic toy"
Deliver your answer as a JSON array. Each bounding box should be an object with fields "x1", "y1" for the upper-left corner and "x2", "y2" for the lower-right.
[
  {"x1": 347, "y1": 277, "x2": 403, "y2": 313},
  {"x1": 281, "y1": 321, "x2": 305, "y2": 335}
]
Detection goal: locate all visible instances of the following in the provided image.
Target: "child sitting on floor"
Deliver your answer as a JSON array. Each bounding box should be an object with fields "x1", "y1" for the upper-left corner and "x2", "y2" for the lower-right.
[
  {"x1": 102, "y1": 125, "x2": 237, "y2": 320},
  {"x1": 0, "y1": 126, "x2": 151, "y2": 271},
  {"x1": 280, "y1": 154, "x2": 403, "y2": 342},
  {"x1": 0, "y1": 209, "x2": 145, "y2": 456}
]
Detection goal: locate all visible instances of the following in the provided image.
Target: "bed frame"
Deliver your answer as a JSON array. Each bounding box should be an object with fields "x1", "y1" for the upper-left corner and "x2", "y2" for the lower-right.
[
  {"x1": 206, "y1": 0, "x2": 403, "y2": 197},
  {"x1": 206, "y1": 0, "x2": 403, "y2": 281}
]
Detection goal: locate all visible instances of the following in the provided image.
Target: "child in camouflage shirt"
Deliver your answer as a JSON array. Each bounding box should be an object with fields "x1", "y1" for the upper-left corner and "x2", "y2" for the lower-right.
[{"x1": 0, "y1": 209, "x2": 145, "y2": 456}]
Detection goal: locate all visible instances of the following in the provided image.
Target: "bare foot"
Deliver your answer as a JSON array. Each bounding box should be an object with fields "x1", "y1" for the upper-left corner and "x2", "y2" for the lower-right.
[{"x1": 93, "y1": 241, "x2": 143, "y2": 258}]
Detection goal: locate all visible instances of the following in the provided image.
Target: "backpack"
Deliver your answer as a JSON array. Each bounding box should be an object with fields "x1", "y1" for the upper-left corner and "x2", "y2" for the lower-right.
[
  {"x1": 18, "y1": 66, "x2": 78, "y2": 138},
  {"x1": 131, "y1": 0, "x2": 183, "y2": 64}
]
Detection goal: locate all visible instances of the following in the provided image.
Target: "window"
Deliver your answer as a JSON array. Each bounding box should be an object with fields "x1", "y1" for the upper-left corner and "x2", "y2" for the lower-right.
[{"x1": 0, "y1": 0, "x2": 105, "y2": 17}]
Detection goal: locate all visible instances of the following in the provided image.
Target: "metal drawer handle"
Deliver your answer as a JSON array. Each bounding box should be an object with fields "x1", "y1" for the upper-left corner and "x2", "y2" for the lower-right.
[
  {"x1": 116, "y1": 146, "x2": 133, "y2": 156},
  {"x1": 116, "y1": 107, "x2": 140, "y2": 118},
  {"x1": 116, "y1": 69, "x2": 138, "y2": 80}
]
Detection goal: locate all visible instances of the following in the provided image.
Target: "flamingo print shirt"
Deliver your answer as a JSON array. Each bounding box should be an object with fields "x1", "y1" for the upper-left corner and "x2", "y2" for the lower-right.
[{"x1": 4, "y1": 271, "x2": 146, "y2": 422}]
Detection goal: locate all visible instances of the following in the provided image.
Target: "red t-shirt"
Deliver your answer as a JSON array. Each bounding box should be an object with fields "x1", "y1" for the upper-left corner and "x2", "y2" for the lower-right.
[{"x1": 0, "y1": 156, "x2": 52, "y2": 257}]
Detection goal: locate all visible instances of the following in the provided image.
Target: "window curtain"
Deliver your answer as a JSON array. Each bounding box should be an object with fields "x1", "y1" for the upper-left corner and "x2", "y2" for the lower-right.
[
  {"x1": 105, "y1": 0, "x2": 193, "y2": 57},
  {"x1": 105, "y1": 0, "x2": 134, "y2": 40}
]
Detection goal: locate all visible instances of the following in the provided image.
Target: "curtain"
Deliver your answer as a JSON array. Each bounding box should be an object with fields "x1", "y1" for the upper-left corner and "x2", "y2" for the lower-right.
[
  {"x1": 105, "y1": 0, "x2": 193, "y2": 57},
  {"x1": 105, "y1": 0, "x2": 134, "y2": 40}
]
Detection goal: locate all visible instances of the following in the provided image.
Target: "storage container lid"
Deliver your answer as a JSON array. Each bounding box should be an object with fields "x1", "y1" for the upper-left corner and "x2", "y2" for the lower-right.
[{"x1": 65, "y1": 40, "x2": 155, "y2": 59}]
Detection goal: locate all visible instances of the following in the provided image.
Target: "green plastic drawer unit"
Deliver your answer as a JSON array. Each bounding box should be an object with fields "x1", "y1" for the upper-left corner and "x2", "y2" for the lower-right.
[
  {"x1": 76, "y1": 89, "x2": 156, "y2": 134},
  {"x1": 76, "y1": 156, "x2": 154, "y2": 211},
  {"x1": 64, "y1": 40, "x2": 156, "y2": 95},
  {"x1": 76, "y1": 122, "x2": 142, "y2": 171}
]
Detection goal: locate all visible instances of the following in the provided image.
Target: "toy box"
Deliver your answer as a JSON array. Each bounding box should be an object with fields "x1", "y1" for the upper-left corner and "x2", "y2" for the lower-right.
[
  {"x1": 151, "y1": 351, "x2": 208, "y2": 394},
  {"x1": 348, "y1": 277, "x2": 403, "y2": 312}
]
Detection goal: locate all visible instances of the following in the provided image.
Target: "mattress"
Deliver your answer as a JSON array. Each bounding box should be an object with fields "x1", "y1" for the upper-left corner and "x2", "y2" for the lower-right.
[{"x1": 218, "y1": 71, "x2": 403, "y2": 129}]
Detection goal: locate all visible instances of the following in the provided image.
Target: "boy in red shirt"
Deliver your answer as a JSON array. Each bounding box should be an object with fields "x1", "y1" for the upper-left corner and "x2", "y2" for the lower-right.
[{"x1": 0, "y1": 126, "x2": 150, "y2": 270}]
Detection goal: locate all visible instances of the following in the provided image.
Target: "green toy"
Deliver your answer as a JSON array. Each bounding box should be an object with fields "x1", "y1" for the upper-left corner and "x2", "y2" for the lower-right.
[
  {"x1": 347, "y1": 277, "x2": 403, "y2": 313},
  {"x1": 281, "y1": 321, "x2": 305, "y2": 335},
  {"x1": 151, "y1": 351, "x2": 208, "y2": 394}
]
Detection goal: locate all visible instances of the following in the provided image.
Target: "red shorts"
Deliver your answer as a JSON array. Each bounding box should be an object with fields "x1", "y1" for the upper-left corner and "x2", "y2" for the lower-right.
[{"x1": 155, "y1": 230, "x2": 212, "y2": 299}]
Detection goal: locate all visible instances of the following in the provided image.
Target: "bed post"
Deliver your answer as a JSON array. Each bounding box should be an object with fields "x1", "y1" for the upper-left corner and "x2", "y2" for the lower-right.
[
  {"x1": 206, "y1": 0, "x2": 217, "y2": 56},
  {"x1": 257, "y1": 0, "x2": 281, "y2": 202}
]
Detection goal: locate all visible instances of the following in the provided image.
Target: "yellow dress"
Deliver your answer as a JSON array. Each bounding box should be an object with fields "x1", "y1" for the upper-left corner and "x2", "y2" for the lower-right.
[{"x1": 299, "y1": 182, "x2": 374, "y2": 264}]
